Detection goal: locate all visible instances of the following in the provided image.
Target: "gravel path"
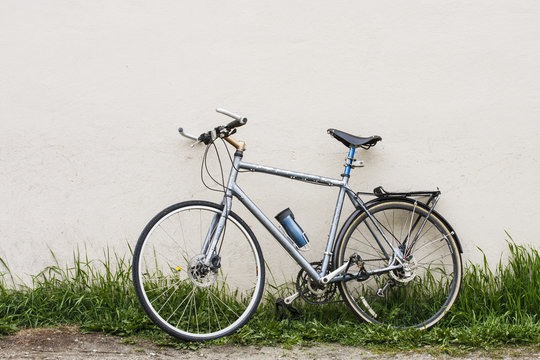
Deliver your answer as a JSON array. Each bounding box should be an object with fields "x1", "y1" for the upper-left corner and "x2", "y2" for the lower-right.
[{"x1": 0, "y1": 327, "x2": 538, "y2": 360}]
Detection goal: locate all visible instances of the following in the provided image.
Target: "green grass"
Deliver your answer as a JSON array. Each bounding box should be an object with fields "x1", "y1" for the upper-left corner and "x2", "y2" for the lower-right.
[{"x1": 0, "y1": 238, "x2": 538, "y2": 352}]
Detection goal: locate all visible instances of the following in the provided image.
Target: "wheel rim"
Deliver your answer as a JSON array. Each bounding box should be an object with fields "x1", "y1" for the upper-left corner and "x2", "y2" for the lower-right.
[
  {"x1": 135, "y1": 205, "x2": 263, "y2": 339},
  {"x1": 339, "y1": 202, "x2": 461, "y2": 328}
]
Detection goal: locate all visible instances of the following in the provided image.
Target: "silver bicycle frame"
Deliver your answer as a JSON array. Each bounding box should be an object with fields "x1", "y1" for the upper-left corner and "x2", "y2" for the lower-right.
[{"x1": 202, "y1": 149, "x2": 402, "y2": 283}]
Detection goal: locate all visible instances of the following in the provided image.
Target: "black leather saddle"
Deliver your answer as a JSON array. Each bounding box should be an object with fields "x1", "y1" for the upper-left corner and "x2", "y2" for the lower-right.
[{"x1": 327, "y1": 129, "x2": 382, "y2": 149}]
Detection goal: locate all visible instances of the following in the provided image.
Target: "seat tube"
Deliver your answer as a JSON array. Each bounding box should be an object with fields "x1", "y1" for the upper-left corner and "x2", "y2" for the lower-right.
[{"x1": 319, "y1": 147, "x2": 356, "y2": 276}]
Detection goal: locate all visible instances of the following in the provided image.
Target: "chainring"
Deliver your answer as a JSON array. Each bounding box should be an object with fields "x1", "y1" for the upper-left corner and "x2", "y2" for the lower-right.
[{"x1": 296, "y1": 261, "x2": 337, "y2": 305}]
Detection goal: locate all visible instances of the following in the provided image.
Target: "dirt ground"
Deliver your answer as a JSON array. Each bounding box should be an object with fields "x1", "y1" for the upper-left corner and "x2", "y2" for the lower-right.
[{"x1": 0, "y1": 327, "x2": 538, "y2": 360}]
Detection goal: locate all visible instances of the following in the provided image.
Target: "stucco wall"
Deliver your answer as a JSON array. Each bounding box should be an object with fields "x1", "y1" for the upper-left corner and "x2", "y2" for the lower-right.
[{"x1": 1, "y1": 1, "x2": 539, "y2": 284}]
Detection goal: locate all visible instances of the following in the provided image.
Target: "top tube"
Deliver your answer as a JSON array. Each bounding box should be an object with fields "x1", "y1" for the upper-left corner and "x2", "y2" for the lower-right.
[{"x1": 238, "y1": 161, "x2": 345, "y2": 187}]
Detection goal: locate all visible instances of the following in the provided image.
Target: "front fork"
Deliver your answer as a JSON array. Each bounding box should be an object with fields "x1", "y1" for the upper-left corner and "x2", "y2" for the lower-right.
[
  {"x1": 200, "y1": 151, "x2": 243, "y2": 266},
  {"x1": 201, "y1": 197, "x2": 231, "y2": 266},
  {"x1": 201, "y1": 190, "x2": 232, "y2": 266}
]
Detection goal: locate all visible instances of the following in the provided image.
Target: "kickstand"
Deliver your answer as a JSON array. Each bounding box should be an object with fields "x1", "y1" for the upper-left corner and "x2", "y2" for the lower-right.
[{"x1": 275, "y1": 298, "x2": 301, "y2": 320}]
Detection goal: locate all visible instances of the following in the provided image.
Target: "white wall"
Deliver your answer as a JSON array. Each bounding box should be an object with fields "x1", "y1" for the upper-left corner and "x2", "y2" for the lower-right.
[{"x1": 1, "y1": 1, "x2": 539, "y2": 283}]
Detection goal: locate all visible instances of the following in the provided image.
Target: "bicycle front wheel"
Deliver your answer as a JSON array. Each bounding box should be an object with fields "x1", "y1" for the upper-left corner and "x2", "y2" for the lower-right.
[
  {"x1": 335, "y1": 200, "x2": 462, "y2": 329},
  {"x1": 132, "y1": 200, "x2": 265, "y2": 341}
]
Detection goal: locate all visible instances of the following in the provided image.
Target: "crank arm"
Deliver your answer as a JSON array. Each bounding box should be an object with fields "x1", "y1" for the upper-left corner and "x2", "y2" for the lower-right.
[
  {"x1": 284, "y1": 292, "x2": 300, "y2": 305},
  {"x1": 321, "y1": 262, "x2": 350, "y2": 284}
]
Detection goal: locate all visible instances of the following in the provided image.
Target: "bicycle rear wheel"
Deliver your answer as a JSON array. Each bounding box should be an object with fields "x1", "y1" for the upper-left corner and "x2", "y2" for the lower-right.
[
  {"x1": 132, "y1": 200, "x2": 265, "y2": 341},
  {"x1": 335, "y1": 200, "x2": 462, "y2": 329}
]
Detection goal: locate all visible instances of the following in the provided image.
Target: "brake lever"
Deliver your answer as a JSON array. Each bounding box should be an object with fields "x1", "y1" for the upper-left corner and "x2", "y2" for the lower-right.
[
  {"x1": 219, "y1": 128, "x2": 236, "y2": 138},
  {"x1": 197, "y1": 129, "x2": 219, "y2": 145}
]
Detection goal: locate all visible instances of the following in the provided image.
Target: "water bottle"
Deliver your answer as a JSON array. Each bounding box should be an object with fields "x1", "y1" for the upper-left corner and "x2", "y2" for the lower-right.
[{"x1": 275, "y1": 208, "x2": 310, "y2": 249}]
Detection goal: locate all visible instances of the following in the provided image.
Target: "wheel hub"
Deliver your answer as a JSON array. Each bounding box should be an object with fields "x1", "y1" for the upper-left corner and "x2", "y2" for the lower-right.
[
  {"x1": 187, "y1": 254, "x2": 218, "y2": 287},
  {"x1": 390, "y1": 256, "x2": 417, "y2": 283}
]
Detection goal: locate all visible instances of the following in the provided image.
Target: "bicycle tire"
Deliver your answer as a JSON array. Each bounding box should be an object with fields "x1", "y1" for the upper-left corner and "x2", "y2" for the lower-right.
[
  {"x1": 335, "y1": 199, "x2": 462, "y2": 329},
  {"x1": 132, "y1": 200, "x2": 265, "y2": 341}
]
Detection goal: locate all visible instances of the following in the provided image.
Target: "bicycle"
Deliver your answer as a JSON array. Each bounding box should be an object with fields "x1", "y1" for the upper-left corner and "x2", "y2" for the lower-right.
[{"x1": 132, "y1": 108, "x2": 463, "y2": 341}]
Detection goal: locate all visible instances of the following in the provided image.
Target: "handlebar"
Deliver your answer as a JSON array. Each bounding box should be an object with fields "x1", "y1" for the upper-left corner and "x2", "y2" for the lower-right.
[
  {"x1": 178, "y1": 128, "x2": 198, "y2": 141},
  {"x1": 178, "y1": 108, "x2": 248, "y2": 146},
  {"x1": 216, "y1": 108, "x2": 247, "y2": 123},
  {"x1": 216, "y1": 108, "x2": 248, "y2": 130}
]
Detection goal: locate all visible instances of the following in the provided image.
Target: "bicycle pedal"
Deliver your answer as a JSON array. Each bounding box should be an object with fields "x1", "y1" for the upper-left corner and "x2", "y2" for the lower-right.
[{"x1": 275, "y1": 298, "x2": 301, "y2": 320}]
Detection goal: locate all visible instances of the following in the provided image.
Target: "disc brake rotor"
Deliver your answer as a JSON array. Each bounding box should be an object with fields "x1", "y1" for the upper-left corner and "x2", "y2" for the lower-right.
[
  {"x1": 187, "y1": 254, "x2": 217, "y2": 287},
  {"x1": 389, "y1": 256, "x2": 418, "y2": 283}
]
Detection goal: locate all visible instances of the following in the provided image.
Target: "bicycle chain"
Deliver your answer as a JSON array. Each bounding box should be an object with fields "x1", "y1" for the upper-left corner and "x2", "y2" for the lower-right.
[
  {"x1": 361, "y1": 258, "x2": 385, "y2": 262},
  {"x1": 294, "y1": 259, "x2": 385, "y2": 306}
]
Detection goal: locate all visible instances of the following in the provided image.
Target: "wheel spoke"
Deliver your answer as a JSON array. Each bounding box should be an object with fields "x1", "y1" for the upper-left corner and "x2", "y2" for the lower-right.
[
  {"x1": 416, "y1": 243, "x2": 450, "y2": 263},
  {"x1": 353, "y1": 227, "x2": 388, "y2": 258},
  {"x1": 209, "y1": 288, "x2": 241, "y2": 319},
  {"x1": 170, "y1": 286, "x2": 196, "y2": 323},
  {"x1": 406, "y1": 202, "x2": 417, "y2": 247}
]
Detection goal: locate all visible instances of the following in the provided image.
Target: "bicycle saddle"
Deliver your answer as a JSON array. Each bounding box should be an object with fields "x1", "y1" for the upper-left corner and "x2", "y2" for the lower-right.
[{"x1": 327, "y1": 129, "x2": 382, "y2": 149}]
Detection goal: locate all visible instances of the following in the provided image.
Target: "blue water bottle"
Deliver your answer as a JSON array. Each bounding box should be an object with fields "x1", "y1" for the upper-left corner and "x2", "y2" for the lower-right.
[{"x1": 275, "y1": 208, "x2": 310, "y2": 249}]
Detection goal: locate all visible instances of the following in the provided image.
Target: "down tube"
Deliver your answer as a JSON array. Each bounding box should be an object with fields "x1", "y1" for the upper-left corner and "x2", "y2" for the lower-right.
[{"x1": 232, "y1": 184, "x2": 321, "y2": 282}]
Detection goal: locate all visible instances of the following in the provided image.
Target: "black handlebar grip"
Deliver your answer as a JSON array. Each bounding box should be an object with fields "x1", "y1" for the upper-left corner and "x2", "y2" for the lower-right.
[{"x1": 225, "y1": 117, "x2": 248, "y2": 130}]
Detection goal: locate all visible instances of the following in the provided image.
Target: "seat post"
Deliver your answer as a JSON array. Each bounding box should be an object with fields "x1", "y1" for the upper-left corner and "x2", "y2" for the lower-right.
[{"x1": 343, "y1": 146, "x2": 356, "y2": 176}]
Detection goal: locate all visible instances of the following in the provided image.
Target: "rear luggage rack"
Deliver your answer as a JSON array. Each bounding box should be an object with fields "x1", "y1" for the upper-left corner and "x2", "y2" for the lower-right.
[{"x1": 372, "y1": 186, "x2": 440, "y2": 199}]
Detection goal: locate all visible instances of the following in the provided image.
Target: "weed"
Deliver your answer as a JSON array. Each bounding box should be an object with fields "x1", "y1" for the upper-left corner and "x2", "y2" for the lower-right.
[{"x1": 0, "y1": 238, "x2": 538, "y2": 352}]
